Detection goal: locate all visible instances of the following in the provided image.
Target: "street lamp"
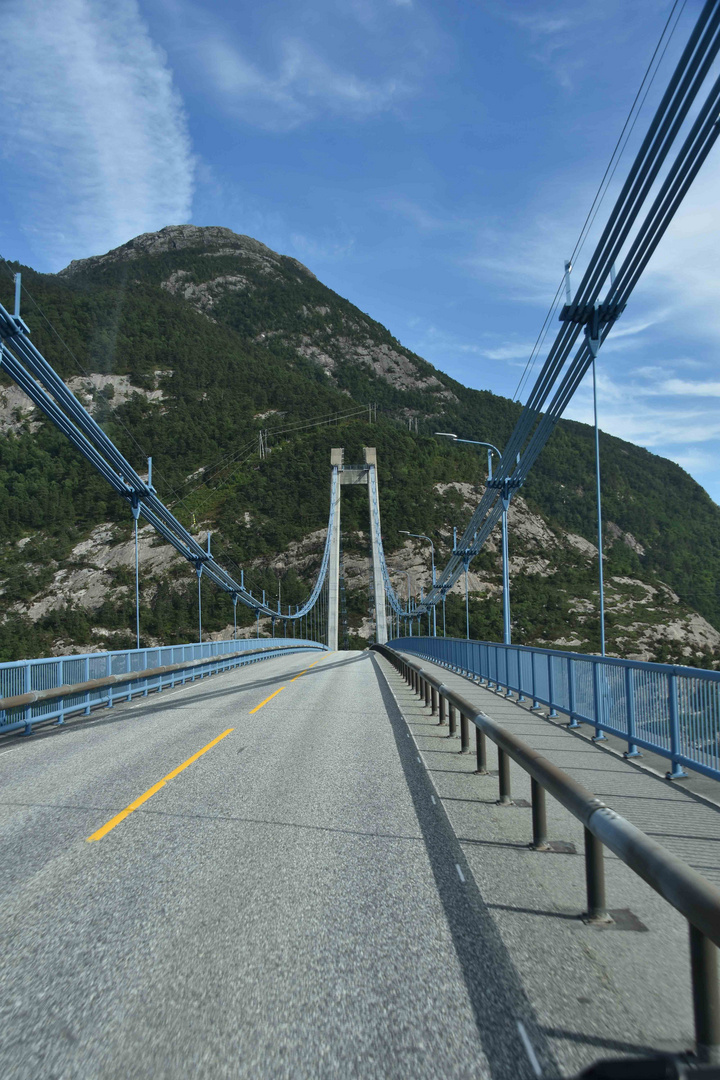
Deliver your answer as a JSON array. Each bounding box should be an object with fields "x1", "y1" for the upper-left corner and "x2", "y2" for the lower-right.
[
  {"x1": 436, "y1": 432, "x2": 512, "y2": 645},
  {"x1": 399, "y1": 531, "x2": 436, "y2": 636}
]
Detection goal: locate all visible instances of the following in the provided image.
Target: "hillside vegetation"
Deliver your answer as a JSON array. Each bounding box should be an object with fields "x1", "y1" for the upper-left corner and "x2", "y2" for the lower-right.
[{"x1": 0, "y1": 225, "x2": 718, "y2": 664}]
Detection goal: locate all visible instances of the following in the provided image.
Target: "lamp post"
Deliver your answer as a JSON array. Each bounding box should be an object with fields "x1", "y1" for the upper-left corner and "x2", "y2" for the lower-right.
[
  {"x1": 568, "y1": 260, "x2": 607, "y2": 658},
  {"x1": 399, "y1": 531, "x2": 436, "y2": 636},
  {"x1": 436, "y1": 433, "x2": 512, "y2": 645},
  {"x1": 591, "y1": 356, "x2": 606, "y2": 657}
]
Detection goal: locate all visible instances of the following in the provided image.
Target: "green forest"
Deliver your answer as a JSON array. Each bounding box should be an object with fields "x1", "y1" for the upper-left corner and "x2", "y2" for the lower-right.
[{"x1": 1, "y1": 228, "x2": 718, "y2": 663}]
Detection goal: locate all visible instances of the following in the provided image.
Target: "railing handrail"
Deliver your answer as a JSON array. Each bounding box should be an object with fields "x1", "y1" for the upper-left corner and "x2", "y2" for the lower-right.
[
  {"x1": 393, "y1": 636, "x2": 720, "y2": 782},
  {"x1": 392, "y1": 634, "x2": 720, "y2": 683},
  {"x1": 0, "y1": 635, "x2": 324, "y2": 672},
  {"x1": 0, "y1": 643, "x2": 319, "y2": 712},
  {"x1": 374, "y1": 642, "x2": 720, "y2": 1061}
]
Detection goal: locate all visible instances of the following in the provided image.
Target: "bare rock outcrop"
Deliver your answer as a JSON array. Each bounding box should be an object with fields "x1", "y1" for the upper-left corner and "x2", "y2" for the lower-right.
[{"x1": 59, "y1": 225, "x2": 316, "y2": 280}]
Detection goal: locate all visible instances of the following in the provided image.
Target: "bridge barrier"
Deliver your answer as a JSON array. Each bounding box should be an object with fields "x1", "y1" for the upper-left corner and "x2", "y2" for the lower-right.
[
  {"x1": 390, "y1": 636, "x2": 720, "y2": 782},
  {"x1": 374, "y1": 642, "x2": 720, "y2": 1063},
  {"x1": 0, "y1": 637, "x2": 324, "y2": 737}
]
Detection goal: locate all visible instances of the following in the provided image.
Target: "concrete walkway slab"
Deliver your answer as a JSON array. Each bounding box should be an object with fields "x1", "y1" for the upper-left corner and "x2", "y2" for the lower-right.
[{"x1": 376, "y1": 650, "x2": 720, "y2": 1077}]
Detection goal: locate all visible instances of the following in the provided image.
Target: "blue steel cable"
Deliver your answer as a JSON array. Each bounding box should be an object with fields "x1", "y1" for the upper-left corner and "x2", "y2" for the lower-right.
[
  {"x1": 416, "y1": 2, "x2": 720, "y2": 618},
  {"x1": 0, "y1": 307, "x2": 338, "y2": 624}
]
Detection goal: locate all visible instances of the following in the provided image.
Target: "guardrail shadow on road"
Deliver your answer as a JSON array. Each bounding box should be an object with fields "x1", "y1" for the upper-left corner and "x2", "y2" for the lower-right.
[{"x1": 369, "y1": 649, "x2": 561, "y2": 1080}]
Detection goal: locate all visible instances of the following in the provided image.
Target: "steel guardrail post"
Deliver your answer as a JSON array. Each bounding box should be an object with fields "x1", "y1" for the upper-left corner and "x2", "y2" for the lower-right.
[
  {"x1": 583, "y1": 828, "x2": 609, "y2": 923},
  {"x1": 125, "y1": 651, "x2": 131, "y2": 703},
  {"x1": 438, "y1": 692, "x2": 446, "y2": 727},
  {"x1": 531, "y1": 779, "x2": 550, "y2": 851},
  {"x1": 84, "y1": 656, "x2": 91, "y2": 716},
  {"x1": 460, "y1": 712, "x2": 470, "y2": 754},
  {"x1": 516, "y1": 648, "x2": 526, "y2": 701},
  {"x1": 667, "y1": 673, "x2": 688, "y2": 780},
  {"x1": 475, "y1": 726, "x2": 488, "y2": 775},
  {"x1": 448, "y1": 703, "x2": 457, "y2": 737},
  {"x1": 431, "y1": 687, "x2": 438, "y2": 716},
  {"x1": 567, "y1": 656, "x2": 579, "y2": 729},
  {"x1": 592, "y1": 660, "x2": 605, "y2": 742},
  {"x1": 424, "y1": 678, "x2": 431, "y2": 708},
  {"x1": 22, "y1": 662, "x2": 31, "y2": 736},
  {"x1": 57, "y1": 659, "x2": 65, "y2": 725},
  {"x1": 497, "y1": 748, "x2": 512, "y2": 804},
  {"x1": 107, "y1": 653, "x2": 113, "y2": 709},
  {"x1": 548, "y1": 656, "x2": 558, "y2": 717},
  {"x1": 624, "y1": 665, "x2": 640, "y2": 758},
  {"x1": 690, "y1": 924, "x2": 720, "y2": 1064}
]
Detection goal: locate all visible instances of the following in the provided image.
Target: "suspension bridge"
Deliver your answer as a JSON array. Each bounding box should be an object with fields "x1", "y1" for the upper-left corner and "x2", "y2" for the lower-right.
[{"x1": 3, "y1": 3, "x2": 720, "y2": 1076}]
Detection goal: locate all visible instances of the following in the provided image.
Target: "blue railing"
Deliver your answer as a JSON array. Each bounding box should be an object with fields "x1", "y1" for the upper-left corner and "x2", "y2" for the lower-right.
[
  {"x1": 0, "y1": 636, "x2": 324, "y2": 736},
  {"x1": 390, "y1": 636, "x2": 720, "y2": 782}
]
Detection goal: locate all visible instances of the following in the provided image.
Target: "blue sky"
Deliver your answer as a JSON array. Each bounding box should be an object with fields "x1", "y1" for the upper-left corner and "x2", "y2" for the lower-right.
[{"x1": 1, "y1": 0, "x2": 719, "y2": 502}]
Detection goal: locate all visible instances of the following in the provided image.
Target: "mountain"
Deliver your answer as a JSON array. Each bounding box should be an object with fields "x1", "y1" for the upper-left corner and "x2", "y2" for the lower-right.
[{"x1": 1, "y1": 224, "x2": 718, "y2": 665}]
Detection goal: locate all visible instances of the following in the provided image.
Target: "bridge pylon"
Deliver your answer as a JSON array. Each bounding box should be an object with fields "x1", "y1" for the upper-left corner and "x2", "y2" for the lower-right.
[{"x1": 327, "y1": 447, "x2": 387, "y2": 649}]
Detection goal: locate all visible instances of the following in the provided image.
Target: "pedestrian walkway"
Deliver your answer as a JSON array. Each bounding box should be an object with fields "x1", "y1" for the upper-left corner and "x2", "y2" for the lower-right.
[
  {"x1": 395, "y1": 649, "x2": 720, "y2": 888},
  {"x1": 376, "y1": 649, "x2": 720, "y2": 1074}
]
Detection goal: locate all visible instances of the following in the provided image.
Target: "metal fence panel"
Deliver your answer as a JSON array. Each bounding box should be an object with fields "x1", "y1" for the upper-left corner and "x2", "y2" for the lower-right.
[
  {"x1": 390, "y1": 635, "x2": 720, "y2": 781},
  {"x1": 0, "y1": 637, "x2": 324, "y2": 735}
]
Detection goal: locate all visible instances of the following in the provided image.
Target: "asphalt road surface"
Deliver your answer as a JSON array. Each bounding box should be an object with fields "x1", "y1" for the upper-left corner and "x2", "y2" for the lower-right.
[{"x1": 0, "y1": 649, "x2": 555, "y2": 1080}]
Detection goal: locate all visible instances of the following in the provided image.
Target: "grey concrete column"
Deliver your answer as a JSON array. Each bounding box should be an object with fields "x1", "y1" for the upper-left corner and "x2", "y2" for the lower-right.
[
  {"x1": 327, "y1": 449, "x2": 343, "y2": 651},
  {"x1": 365, "y1": 448, "x2": 387, "y2": 645}
]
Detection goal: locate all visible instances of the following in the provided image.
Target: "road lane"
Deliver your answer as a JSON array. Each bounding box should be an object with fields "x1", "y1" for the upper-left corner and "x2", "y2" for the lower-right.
[
  {"x1": 0, "y1": 650, "x2": 546, "y2": 1080},
  {"x1": 0, "y1": 650, "x2": 318, "y2": 900}
]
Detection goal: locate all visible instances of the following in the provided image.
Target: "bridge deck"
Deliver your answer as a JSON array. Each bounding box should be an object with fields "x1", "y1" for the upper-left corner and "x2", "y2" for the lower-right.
[
  {"x1": 1, "y1": 649, "x2": 538, "y2": 1080},
  {"x1": 1, "y1": 648, "x2": 715, "y2": 1079}
]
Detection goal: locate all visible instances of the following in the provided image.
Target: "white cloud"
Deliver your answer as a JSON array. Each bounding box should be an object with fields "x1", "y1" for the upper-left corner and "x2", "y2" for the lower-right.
[
  {"x1": 382, "y1": 198, "x2": 453, "y2": 232},
  {"x1": 659, "y1": 379, "x2": 720, "y2": 398},
  {"x1": 480, "y1": 342, "x2": 540, "y2": 362},
  {"x1": 289, "y1": 230, "x2": 356, "y2": 262},
  {"x1": 201, "y1": 36, "x2": 406, "y2": 128},
  {"x1": 161, "y1": 0, "x2": 421, "y2": 132},
  {"x1": 670, "y1": 449, "x2": 718, "y2": 473},
  {"x1": 0, "y1": 0, "x2": 194, "y2": 269}
]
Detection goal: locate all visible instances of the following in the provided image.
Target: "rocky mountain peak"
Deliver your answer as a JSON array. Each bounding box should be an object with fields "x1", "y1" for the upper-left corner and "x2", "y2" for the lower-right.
[{"x1": 57, "y1": 224, "x2": 316, "y2": 280}]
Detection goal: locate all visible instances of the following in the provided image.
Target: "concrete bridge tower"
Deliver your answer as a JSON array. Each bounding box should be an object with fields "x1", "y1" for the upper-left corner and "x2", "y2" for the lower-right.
[{"x1": 327, "y1": 447, "x2": 387, "y2": 650}]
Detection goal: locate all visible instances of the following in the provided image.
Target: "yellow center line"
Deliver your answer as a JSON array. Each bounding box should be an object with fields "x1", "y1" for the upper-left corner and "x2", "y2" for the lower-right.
[
  {"x1": 249, "y1": 686, "x2": 285, "y2": 714},
  {"x1": 291, "y1": 651, "x2": 334, "y2": 681},
  {"x1": 86, "y1": 727, "x2": 234, "y2": 842}
]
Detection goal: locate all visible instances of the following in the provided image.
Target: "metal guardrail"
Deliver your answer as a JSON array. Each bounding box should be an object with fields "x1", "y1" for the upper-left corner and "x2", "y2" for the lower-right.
[
  {"x1": 390, "y1": 636, "x2": 720, "y2": 782},
  {"x1": 374, "y1": 642, "x2": 720, "y2": 1064},
  {"x1": 0, "y1": 637, "x2": 324, "y2": 737}
]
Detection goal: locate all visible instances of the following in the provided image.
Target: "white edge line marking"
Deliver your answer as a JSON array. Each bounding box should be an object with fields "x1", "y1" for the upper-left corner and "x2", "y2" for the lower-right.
[
  {"x1": 455, "y1": 863, "x2": 465, "y2": 883},
  {"x1": 517, "y1": 1020, "x2": 543, "y2": 1078},
  {"x1": 0, "y1": 748, "x2": 20, "y2": 756},
  {"x1": 417, "y1": 755, "x2": 421, "y2": 763},
  {"x1": 431, "y1": 794, "x2": 436, "y2": 805}
]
